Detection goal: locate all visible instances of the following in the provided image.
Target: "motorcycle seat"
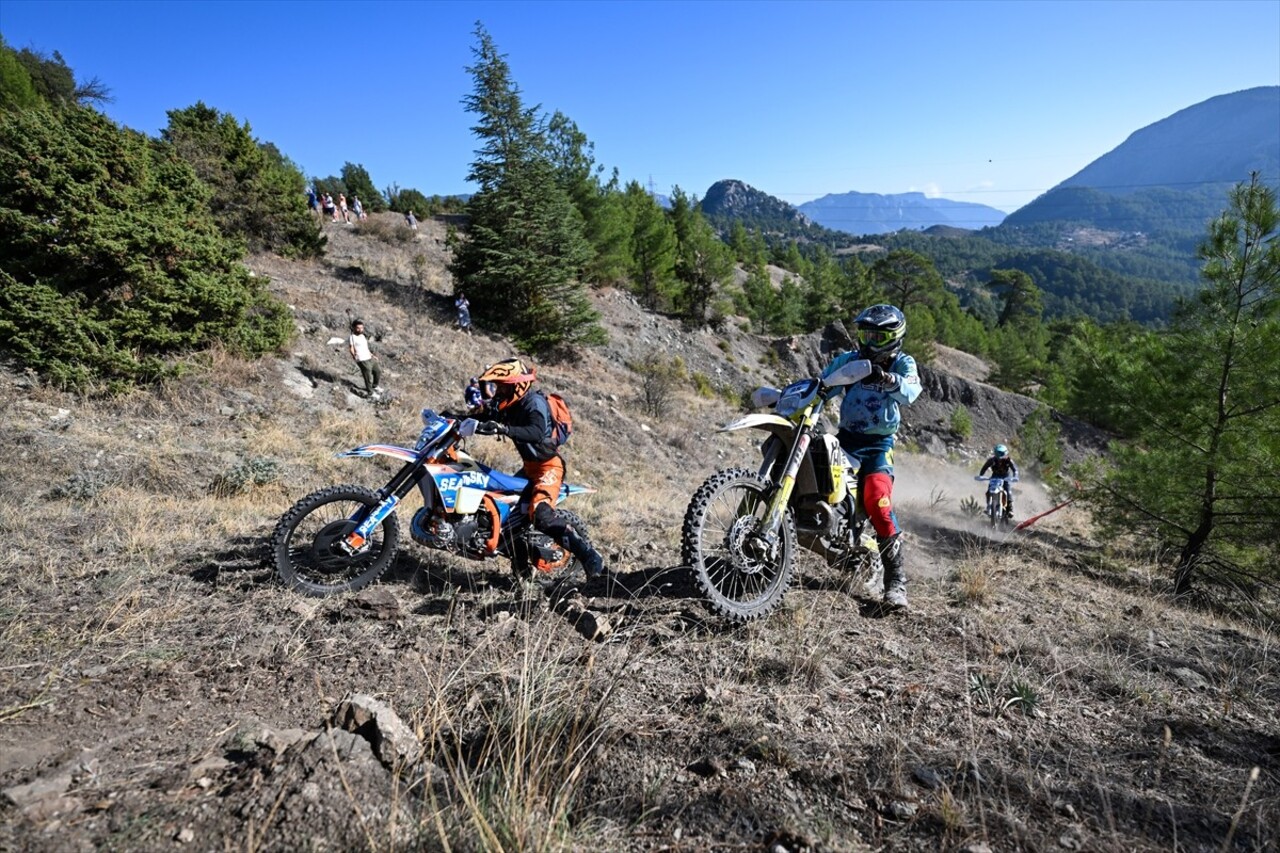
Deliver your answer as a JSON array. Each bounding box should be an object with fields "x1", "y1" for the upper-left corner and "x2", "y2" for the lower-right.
[{"x1": 486, "y1": 469, "x2": 529, "y2": 492}]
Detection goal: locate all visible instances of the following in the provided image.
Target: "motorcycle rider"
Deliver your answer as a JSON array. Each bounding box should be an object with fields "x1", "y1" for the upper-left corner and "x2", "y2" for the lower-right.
[
  {"x1": 820, "y1": 304, "x2": 922, "y2": 608},
  {"x1": 471, "y1": 358, "x2": 606, "y2": 580},
  {"x1": 978, "y1": 444, "x2": 1019, "y2": 518}
]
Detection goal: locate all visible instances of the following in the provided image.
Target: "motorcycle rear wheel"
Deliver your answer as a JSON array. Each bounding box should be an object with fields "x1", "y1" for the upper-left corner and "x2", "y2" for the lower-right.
[
  {"x1": 509, "y1": 509, "x2": 595, "y2": 584},
  {"x1": 271, "y1": 484, "x2": 400, "y2": 597},
  {"x1": 682, "y1": 467, "x2": 796, "y2": 622}
]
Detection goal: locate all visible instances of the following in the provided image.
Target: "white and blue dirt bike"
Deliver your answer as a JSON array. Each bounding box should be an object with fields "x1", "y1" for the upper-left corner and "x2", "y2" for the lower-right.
[
  {"x1": 682, "y1": 360, "x2": 885, "y2": 622},
  {"x1": 271, "y1": 409, "x2": 597, "y2": 597},
  {"x1": 976, "y1": 475, "x2": 1018, "y2": 528}
]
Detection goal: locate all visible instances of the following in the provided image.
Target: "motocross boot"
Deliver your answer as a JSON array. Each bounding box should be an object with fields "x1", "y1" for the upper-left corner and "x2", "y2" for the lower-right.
[
  {"x1": 562, "y1": 526, "x2": 606, "y2": 579},
  {"x1": 879, "y1": 533, "x2": 908, "y2": 609},
  {"x1": 535, "y1": 503, "x2": 606, "y2": 579}
]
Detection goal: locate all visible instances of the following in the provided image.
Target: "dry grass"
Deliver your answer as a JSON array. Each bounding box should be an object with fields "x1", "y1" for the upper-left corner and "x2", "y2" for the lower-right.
[{"x1": 2, "y1": 220, "x2": 1277, "y2": 852}]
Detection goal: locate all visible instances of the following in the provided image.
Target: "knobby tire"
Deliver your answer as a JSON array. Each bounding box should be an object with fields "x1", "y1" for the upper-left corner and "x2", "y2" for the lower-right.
[
  {"x1": 271, "y1": 484, "x2": 400, "y2": 597},
  {"x1": 681, "y1": 467, "x2": 796, "y2": 622}
]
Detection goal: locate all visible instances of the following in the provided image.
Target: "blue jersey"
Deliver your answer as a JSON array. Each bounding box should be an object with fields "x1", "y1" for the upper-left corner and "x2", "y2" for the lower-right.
[{"x1": 821, "y1": 351, "x2": 922, "y2": 437}]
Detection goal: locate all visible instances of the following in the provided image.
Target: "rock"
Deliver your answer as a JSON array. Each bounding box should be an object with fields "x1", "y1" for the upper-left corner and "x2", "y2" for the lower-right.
[
  {"x1": 218, "y1": 406, "x2": 236, "y2": 416},
  {"x1": 334, "y1": 693, "x2": 422, "y2": 767},
  {"x1": 687, "y1": 756, "x2": 727, "y2": 778},
  {"x1": 911, "y1": 766, "x2": 943, "y2": 790},
  {"x1": 884, "y1": 800, "x2": 918, "y2": 820},
  {"x1": 1170, "y1": 666, "x2": 1210, "y2": 690},
  {"x1": 341, "y1": 587, "x2": 402, "y2": 621},
  {"x1": 279, "y1": 364, "x2": 317, "y2": 399},
  {"x1": 175, "y1": 827, "x2": 195, "y2": 843},
  {"x1": 961, "y1": 844, "x2": 994, "y2": 853}
]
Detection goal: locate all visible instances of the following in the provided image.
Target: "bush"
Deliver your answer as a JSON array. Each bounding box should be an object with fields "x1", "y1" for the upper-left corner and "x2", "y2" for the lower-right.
[
  {"x1": 630, "y1": 352, "x2": 686, "y2": 417},
  {"x1": 209, "y1": 456, "x2": 283, "y2": 497},
  {"x1": 0, "y1": 106, "x2": 294, "y2": 389},
  {"x1": 950, "y1": 404, "x2": 973, "y2": 439},
  {"x1": 163, "y1": 102, "x2": 324, "y2": 258}
]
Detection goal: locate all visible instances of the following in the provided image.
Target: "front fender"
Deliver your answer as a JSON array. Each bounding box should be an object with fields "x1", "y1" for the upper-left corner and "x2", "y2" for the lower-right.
[
  {"x1": 720, "y1": 413, "x2": 795, "y2": 442},
  {"x1": 336, "y1": 444, "x2": 419, "y2": 463}
]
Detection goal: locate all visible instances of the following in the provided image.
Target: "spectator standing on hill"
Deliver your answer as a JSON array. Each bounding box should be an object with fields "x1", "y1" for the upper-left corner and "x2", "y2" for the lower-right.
[
  {"x1": 455, "y1": 292, "x2": 472, "y2": 334},
  {"x1": 352, "y1": 195, "x2": 365, "y2": 221},
  {"x1": 338, "y1": 193, "x2": 350, "y2": 223},
  {"x1": 405, "y1": 210, "x2": 418, "y2": 230},
  {"x1": 819, "y1": 303, "x2": 922, "y2": 609},
  {"x1": 348, "y1": 319, "x2": 382, "y2": 398},
  {"x1": 323, "y1": 193, "x2": 337, "y2": 222},
  {"x1": 306, "y1": 186, "x2": 319, "y2": 218},
  {"x1": 464, "y1": 376, "x2": 484, "y2": 413}
]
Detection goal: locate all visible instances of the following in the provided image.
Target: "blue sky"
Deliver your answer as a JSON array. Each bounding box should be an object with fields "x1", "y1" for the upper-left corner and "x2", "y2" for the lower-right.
[{"x1": 3, "y1": 0, "x2": 1277, "y2": 215}]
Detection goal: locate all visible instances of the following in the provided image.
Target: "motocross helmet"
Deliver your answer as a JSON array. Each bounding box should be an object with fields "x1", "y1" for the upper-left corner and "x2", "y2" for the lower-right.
[
  {"x1": 477, "y1": 358, "x2": 536, "y2": 411},
  {"x1": 994, "y1": 444, "x2": 1008, "y2": 458},
  {"x1": 854, "y1": 304, "x2": 906, "y2": 367}
]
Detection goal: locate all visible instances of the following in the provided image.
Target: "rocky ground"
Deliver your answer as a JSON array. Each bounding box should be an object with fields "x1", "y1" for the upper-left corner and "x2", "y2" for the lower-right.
[{"x1": 1, "y1": 214, "x2": 1275, "y2": 852}]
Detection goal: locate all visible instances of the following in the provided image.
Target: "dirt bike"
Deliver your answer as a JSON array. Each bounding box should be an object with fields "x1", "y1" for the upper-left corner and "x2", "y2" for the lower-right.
[
  {"x1": 271, "y1": 409, "x2": 597, "y2": 597},
  {"x1": 976, "y1": 475, "x2": 1017, "y2": 528},
  {"x1": 681, "y1": 359, "x2": 885, "y2": 622}
]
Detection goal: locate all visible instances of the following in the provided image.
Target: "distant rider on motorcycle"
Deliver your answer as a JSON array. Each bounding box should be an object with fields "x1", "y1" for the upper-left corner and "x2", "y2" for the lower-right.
[
  {"x1": 978, "y1": 444, "x2": 1019, "y2": 518},
  {"x1": 472, "y1": 358, "x2": 606, "y2": 579},
  {"x1": 820, "y1": 305, "x2": 922, "y2": 608}
]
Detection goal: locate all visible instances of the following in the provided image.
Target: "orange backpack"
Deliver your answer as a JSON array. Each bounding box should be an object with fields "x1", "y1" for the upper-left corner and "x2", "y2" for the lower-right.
[{"x1": 543, "y1": 391, "x2": 573, "y2": 447}]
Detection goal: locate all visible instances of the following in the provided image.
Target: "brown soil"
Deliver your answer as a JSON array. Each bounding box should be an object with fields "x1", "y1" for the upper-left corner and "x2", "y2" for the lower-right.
[{"x1": 1, "y1": 214, "x2": 1275, "y2": 852}]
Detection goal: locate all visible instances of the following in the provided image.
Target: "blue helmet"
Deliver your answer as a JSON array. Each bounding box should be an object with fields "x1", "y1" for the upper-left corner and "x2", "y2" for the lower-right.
[{"x1": 994, "y1": 444, "x2": 1008, "y2": 458}]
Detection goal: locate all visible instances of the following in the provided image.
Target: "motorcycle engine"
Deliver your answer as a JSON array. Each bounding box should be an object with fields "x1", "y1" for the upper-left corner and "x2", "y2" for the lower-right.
[
  {"x1": 410, "y1": 508, "x2": 455, "y2": 549},
  {"x1": 411, "y1": 508, "x2": 481, "y2": 553}
]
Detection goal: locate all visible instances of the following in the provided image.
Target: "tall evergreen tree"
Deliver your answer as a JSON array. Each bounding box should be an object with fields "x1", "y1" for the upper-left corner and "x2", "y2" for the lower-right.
[
  {"x1": 669, "y1": 187, "x2": 733, "y2": 325},
  {"x1": 1086, "y1": 174, "x2": 1280, "y2": 597},
  {"x1": 448, "y1": 25, "x2": 603, "y2": 352},
  {"x1": 340, "y1": 162, "x2": 386, "y2": 212},
  {"x1": 623, "y1": 180, "x2": 678, "y2": 310}
]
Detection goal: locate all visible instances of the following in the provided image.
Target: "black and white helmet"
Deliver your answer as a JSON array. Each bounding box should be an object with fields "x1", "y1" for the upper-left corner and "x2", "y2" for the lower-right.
[{"x1": 854, "y1": 304, "x2": 906, "y2": 366}]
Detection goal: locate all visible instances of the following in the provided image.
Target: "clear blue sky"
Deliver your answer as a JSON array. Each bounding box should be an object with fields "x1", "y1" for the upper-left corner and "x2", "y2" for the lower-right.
[{"x1": 3, "y1": 0, "x2": 1277, "y2": 214}]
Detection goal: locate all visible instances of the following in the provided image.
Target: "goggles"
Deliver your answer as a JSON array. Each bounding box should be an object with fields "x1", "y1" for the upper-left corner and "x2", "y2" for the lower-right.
[{"x1": 859, "y1": 328, "x2": 902, "y2": 348}]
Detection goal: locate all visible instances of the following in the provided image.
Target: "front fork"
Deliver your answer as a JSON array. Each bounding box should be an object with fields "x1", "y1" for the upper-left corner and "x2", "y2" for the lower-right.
[
  {"x1": 757, "y1": 422, "x2": 815, "y2": 545},
  {"x1": 340, "y1": 459, "x2": 425, "y2": 553}
]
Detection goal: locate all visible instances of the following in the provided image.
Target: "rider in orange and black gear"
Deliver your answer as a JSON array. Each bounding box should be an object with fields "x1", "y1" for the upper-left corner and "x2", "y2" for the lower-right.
[{"x1": 472, "y1": 358, "x2": 606, "y2": 579}]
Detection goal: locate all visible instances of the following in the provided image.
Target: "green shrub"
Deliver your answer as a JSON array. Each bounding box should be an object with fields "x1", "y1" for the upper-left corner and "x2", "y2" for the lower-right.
[
  {"x1": 163, "y1": 102, "x2": 324, "y2": 258},
  {"x1": 629, "y1": 352, "x2": 686, "y2": 417},
  {"x1": 950, "y1": 404, "x2": 973, "y2": 439},
  {"x1": 209, "y1": 457, "x2": 283, "y2": 497},
  {"x1": 691, "y1": 371, "x2": 715, "y2": 399},
  {"x1": 0, "y1": 106, "x2": 294, "y2": 389}
]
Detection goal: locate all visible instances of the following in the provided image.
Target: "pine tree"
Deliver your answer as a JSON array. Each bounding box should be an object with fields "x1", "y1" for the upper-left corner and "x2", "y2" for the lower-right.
[
  {"x1": 623, "y1": 180, "x2": 678, "y2": 310},
  {"x1": 340, "y1": 162, "x2": 386, "y2": 212},
  {"x1": 1086, "y1": 174, "x2": 1280, "y2": 598},
  {"x1": 449, "y1": 26, "x2": 604, "y2": 352},
  {"x1": 669, "y1": 187, "x2": 733, "y2": 325}
]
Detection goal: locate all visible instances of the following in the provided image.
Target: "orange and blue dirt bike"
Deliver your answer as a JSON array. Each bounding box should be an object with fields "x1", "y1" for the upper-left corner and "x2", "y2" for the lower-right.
[
  {"x1": 271, "y1": 409, "x2": 597, "y2": 597},
  {"x1": 682, "y1": 360, "x2": 886, "y2": 622}
]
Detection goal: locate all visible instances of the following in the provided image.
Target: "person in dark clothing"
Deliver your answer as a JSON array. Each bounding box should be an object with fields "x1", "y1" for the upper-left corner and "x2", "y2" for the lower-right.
[
  {"x1": 472, "y1": 358, "x2": 605, "y2": 579},
  {"x1": 978, "y1": 444, "x2": 1020, "y2": 517}
]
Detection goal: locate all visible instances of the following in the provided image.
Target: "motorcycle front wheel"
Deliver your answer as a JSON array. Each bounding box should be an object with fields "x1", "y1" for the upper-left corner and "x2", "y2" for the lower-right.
[
  {"x1": 682, "y1": 468, "x2": 796, "y2": 622},
  {"x1": 271, "y1": 484, "x2": 400, "y2": 597}
]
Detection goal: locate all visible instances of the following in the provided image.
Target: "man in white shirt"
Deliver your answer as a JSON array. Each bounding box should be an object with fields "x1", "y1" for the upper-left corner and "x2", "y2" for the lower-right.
[{"x1": 348, "y1": 319, "x2": 382, "y2": 398}]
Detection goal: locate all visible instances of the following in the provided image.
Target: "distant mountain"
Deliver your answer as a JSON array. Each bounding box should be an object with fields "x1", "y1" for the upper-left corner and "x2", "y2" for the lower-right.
[
  {"x1": 1005, "y1": 86, "x2": 1279, "y2": 234},
  {"x1": 699, "y1": 179, "x2": 846, "y2": 243},
  {"x1": 798, "y1": 190, "x2": 1006, "y2": 235}
]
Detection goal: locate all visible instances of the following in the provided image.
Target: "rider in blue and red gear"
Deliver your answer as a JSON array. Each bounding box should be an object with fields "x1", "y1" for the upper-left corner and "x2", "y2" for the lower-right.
[{"x1": 820, "y1": 304, "x2": 922, "y2": 608}]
